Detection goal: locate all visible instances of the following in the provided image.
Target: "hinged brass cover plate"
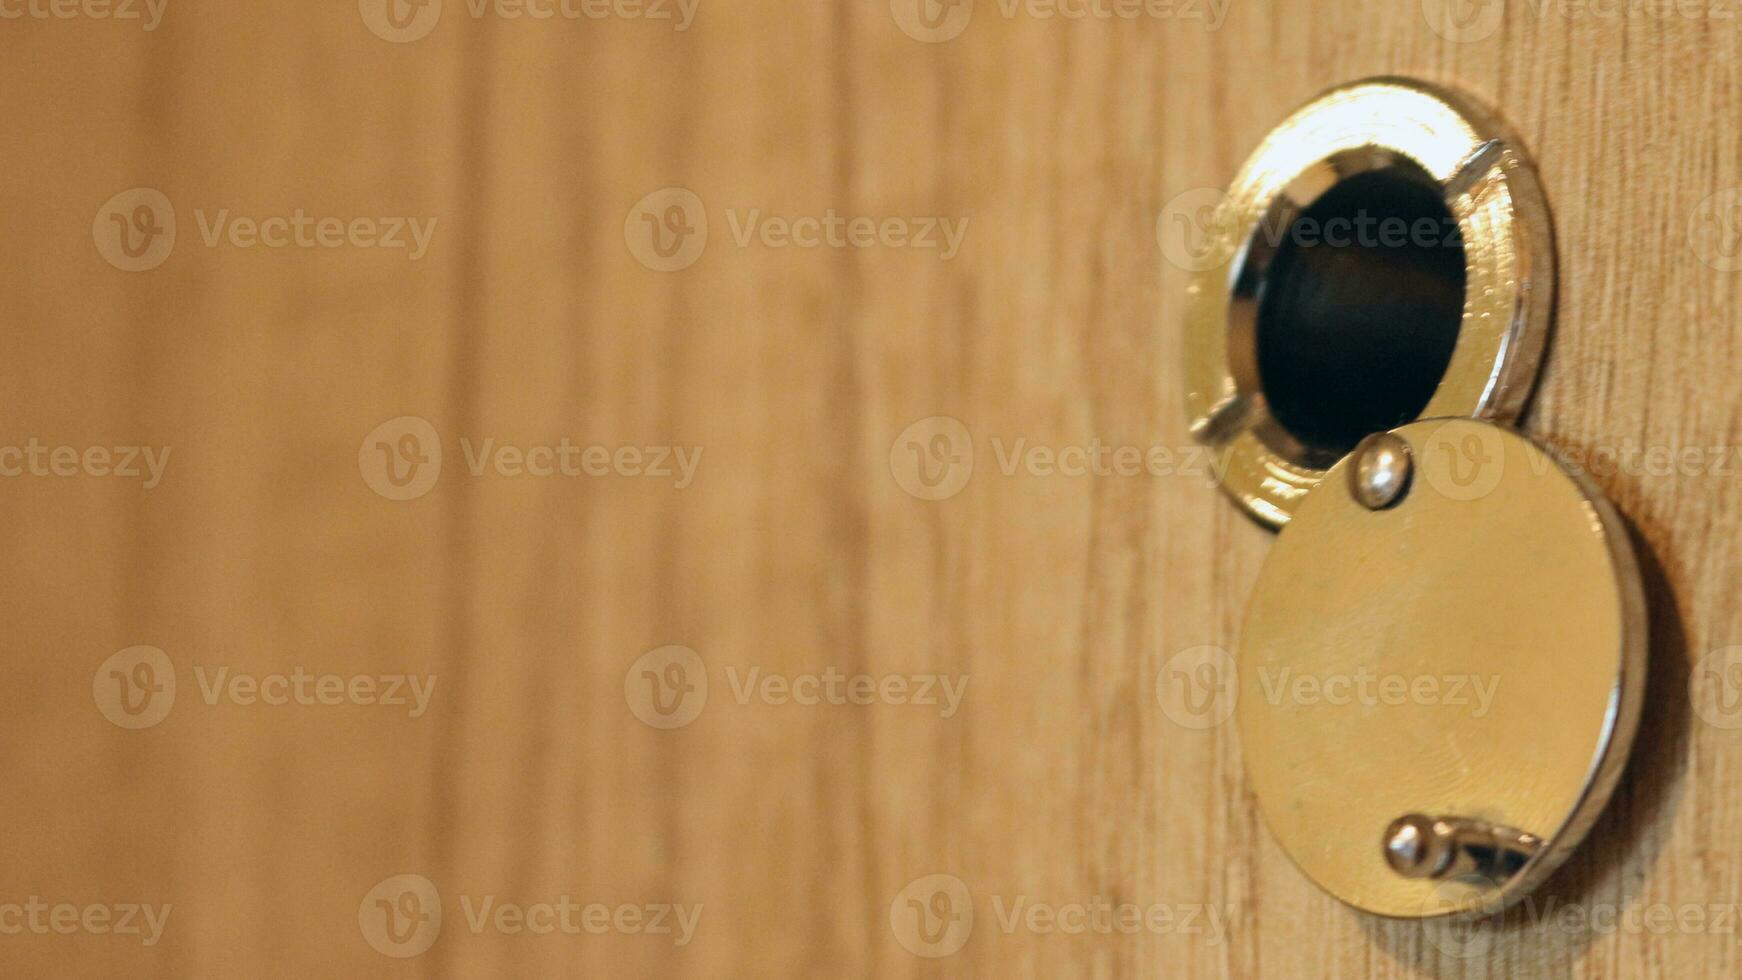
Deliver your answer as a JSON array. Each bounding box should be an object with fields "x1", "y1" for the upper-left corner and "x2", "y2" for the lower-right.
[{"x1": 1237, "y1": 419, "x2": 1646, "y2": 918}]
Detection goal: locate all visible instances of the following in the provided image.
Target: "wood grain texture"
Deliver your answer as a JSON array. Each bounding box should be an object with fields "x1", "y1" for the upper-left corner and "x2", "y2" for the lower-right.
[{"x1": 1, "y1": 0, "x2": 1739, "y2": 976}]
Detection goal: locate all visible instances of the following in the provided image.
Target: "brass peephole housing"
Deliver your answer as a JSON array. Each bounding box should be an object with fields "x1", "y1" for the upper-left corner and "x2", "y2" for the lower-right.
[
  {"x1": 1183, "y1": 77, "x2": 1555, "y2": 528},
  {"x1": 1186, "y1": 79, "x2": 1648, "y2": 922}
]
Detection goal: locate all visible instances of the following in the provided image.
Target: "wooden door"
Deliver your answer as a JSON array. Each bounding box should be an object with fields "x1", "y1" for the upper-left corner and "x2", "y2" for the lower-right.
[{"x1": 2, "y1": 1, "x2": 1737, "y2": 976}]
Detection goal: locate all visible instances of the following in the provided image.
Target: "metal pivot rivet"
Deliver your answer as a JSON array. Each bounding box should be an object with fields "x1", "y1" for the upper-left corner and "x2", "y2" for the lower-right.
[
  {"x1": 1382, "y1": 814, "x2": 1544, "y2": 883},
  {"x1": 1348, "y1": 432, "x2": 1413, "y2": 510}
]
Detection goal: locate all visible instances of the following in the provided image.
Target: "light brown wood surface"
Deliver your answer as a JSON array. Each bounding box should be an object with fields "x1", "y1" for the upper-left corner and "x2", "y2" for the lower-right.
[{"x1": 2, "y1": 0, "x2": 1740, "y2": 976}]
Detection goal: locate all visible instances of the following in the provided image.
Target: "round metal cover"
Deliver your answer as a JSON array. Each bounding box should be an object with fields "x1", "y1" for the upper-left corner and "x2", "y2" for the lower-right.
[{"x1": 1237, "y1": 419, "x2": 1646, "y2": 918}]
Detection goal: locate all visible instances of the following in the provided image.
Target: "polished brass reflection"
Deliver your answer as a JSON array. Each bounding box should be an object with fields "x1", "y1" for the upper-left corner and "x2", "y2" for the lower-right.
[
  {"x1": 1184, "y1": 78, "x2": 1555, "y2": 528},
  {"x1": 1237, "y1": 419, "x2": 1646, "y2": 918},
  {"x1": 1382, "y1": 813, "x2": 1542, "y2": 883}
]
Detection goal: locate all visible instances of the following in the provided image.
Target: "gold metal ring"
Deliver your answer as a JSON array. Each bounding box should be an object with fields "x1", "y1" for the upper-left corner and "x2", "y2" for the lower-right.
[{"x1": 1183, "y1": 77, "x2": 1554, "y2": 527}]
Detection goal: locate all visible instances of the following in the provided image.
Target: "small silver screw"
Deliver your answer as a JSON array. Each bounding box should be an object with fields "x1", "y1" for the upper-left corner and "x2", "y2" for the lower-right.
[
  {"x1": 1383, "y1": 814, "x2": 1450, "y2": 878},
  {"x1": 1349, "y1": 432, "x2": 1413, "y2": 510}
]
